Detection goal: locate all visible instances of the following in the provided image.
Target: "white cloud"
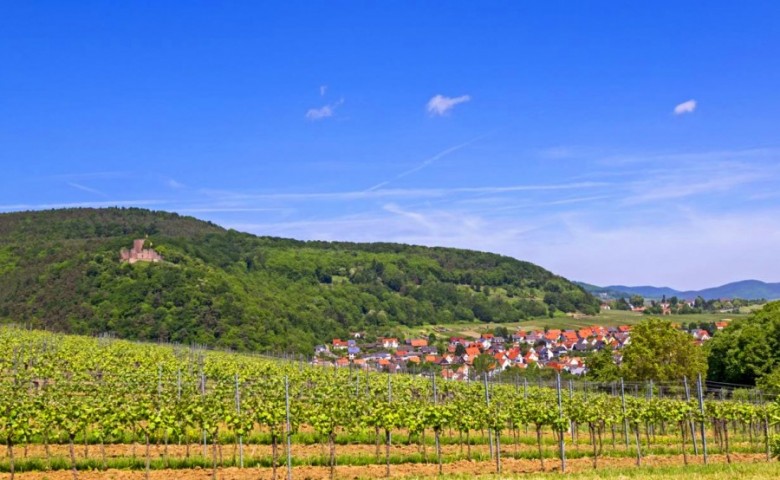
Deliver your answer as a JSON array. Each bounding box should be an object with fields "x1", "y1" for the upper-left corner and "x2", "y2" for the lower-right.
[
  {"x1": 535, "y1": 210, "x2": 780, "y2": 289},
  {"x1": 674, "y1": 99, "x2": 697, "y2": 115},
  {"x1": 305, "y1": 98, "x2": 343, "y2": 121},
  {"x1": 225, "y1": 206, "x2": 780, "y2": 291},
  {"x1": 305, "y1": 105, "x2": 334, "y2": 120},
  {"x1": 198, "y1": 181, "x2": 607, "y2": 203},
  {"x1": 167, "y1": 179, "x2": 185, "y2": 189},
  {"x1": 319, "y1": 85, "x2": 327, "y2": 96},
  {"x1": 426, "y1": 94, "x2": 471, "y2": 116},
  {"x1": 622, "y1": 171, "x2": 764, "y2": 205}
]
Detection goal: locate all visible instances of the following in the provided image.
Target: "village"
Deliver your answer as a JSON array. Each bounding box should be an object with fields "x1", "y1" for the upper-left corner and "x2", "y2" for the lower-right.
[{"x1": 314, "y1": 320, "x2": 730, "y2": 380}]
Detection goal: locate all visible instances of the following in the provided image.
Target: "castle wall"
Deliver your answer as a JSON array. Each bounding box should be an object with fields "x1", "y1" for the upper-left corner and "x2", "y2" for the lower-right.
[{"x1": 121, "y1": 240, "x2": 163, "y2": 263}]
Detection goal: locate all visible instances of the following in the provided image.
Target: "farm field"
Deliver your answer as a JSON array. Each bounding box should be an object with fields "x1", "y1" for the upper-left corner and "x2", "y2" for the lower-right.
[
  {"x1": 2, "y1": 455, "x2": 777, "y2": 479},
  {"x1": 0, "y1": 326, "x2": 777, "y2": 479},
  {"x1": 401, "y1": 308, "x2": 750, "y2": 340}
]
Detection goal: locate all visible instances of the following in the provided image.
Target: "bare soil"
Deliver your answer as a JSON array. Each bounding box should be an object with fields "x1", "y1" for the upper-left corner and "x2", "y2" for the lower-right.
[
  {"x1": 7, "y1": 453, "x2": 769, "y2": 479},
  {"x1": 4, "y1": 441, "x2": 493, "y2": 461}
]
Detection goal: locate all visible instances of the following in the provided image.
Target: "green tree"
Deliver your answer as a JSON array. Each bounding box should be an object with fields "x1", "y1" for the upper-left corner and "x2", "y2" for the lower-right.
[
  {"x1": 586, "y1": 347, "x2": 620, "y2": 382},
  {"x1": 493, "y1": 325, "x2": 509, "y2": 339},
  {"x1": 472, "y1": 353, "x2": 498, "y2": 376},
  {"x1": 629, "y1": 295, "x2": 644, "y2": 308},
  {"x1": 614, "y1": 298, "x2": 631, "y2": 311},
  {"x1": 707, "y1": 301, "x2": 780, "y2": 385},
  {"x1": 621, "y1": 317, "x2": 707, "y2": 381},
  {"x1": 756, "y1": 366, "x2": 780, "y2": 394}
]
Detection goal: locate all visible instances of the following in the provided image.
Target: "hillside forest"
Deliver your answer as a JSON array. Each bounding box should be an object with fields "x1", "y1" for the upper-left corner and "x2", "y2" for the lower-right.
[{"x1": 0, "y1": 208, "x2": 599, "y2": 353}]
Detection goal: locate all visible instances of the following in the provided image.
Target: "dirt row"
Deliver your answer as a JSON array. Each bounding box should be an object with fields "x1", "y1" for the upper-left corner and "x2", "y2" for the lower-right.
[
  {"x1": 1, "y1": 439, "x2": 763, "y2": 464},
  {"x1": 3, "y1": 441, "x2": 493, "y2": 461},
  {"x1": 6, "y1": 453, "x2": 769, "y2": 479}
]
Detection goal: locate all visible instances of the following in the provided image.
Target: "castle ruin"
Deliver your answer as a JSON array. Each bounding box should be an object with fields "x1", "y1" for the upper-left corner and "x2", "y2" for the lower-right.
[{"x1": 120, "y1": 238, "x2": 163, "y2": 264}]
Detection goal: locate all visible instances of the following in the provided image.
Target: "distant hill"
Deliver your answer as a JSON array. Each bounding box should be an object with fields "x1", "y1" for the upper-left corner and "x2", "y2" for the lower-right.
[
  {"x1": 578, "y1": 280, "x2": 780, "y2": 301},
  {"x1": 573, "y1": 282, "x2": 634, "y2": 299},
  {"x1": 0, "y1": 208, "x2": 599, "y2": 353}
]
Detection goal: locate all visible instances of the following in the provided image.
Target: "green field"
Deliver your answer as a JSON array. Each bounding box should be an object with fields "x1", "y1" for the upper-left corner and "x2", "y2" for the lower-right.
[{"x1": 400, "y1": 308, "x2": 752, "y2": 340}]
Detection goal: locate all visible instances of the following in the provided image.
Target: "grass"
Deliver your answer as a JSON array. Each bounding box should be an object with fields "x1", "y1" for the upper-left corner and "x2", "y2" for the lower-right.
[
  {"x1": 2, "y1": 433, "x2": 770, "y2": 473},
  {"x1": 408, "y1": 462, "x2": 780, "y2": 479}
]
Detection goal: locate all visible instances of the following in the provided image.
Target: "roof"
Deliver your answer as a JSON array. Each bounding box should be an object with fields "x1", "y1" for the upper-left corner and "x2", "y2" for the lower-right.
[
  {"x1": 545, "y1": 329, "x2": 562, "y2": 340},
  {"x1": 578, "y1": 328, "x2": 593, "y2": 338},
  {"x1": 546, "y1": 361, "x2": 564, "y2": 371}
]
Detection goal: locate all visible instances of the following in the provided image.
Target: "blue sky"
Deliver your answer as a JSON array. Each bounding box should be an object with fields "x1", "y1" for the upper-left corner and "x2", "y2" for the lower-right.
[{"x1": 2, "y1": 2, "x2": 780, "y2": 289}]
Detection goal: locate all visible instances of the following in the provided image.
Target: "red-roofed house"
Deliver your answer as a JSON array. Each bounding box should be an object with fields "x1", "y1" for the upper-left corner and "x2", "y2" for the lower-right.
[
  {"x1": 546, "y1": 361, "x2": 564, "y2": 372},
  {"x1": 493, "y1": 352, "x2": 512, "y2": 371},
  {"x1": 578, "y1": 328, "x2": 593, "y2": 339},
  {"x1": 545, "y1": 329, "x2": 562, "y2": 342},
  {"x1": 524, "y1": 349, "x2": 539, "y2": 364},
  {"x1": 693, "y1": 330, "x2": 711, "y2": 341},
  {"x1": 464, "y1": 346, "x2": 481, "y2": 363}
]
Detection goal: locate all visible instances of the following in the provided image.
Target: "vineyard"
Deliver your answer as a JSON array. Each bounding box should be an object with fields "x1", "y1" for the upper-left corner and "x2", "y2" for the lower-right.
[{"x1": 0, "y1": 327, "x2": 779, "y2": 480}]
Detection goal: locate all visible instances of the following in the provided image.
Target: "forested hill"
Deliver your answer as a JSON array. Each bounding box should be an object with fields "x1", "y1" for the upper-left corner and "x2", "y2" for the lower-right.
[{"x1": 0, "y1": 208, "x2": 598, "y2": 353}]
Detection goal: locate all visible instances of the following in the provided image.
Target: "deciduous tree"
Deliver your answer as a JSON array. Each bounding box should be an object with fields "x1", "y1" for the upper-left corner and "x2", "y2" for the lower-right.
[{"x1": 621, "y1": 317, "x2": 707, "y2": 381}]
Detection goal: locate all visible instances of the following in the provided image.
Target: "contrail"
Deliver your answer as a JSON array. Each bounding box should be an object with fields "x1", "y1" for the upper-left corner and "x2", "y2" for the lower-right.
[
  {"x1": 67, "y1": 182, "x2": 108, "y2": 197},
  {"x1": 364, "y1": 134, "x2": 489, "y2": 192}
]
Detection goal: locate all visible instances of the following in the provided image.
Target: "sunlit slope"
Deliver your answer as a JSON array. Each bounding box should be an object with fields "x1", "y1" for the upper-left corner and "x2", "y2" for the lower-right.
[{"x1": 0, "y1": 208, "x2": 598, "y2": 352}]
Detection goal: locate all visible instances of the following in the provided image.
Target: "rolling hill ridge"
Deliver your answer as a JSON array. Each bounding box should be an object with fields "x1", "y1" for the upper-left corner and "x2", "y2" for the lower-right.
[
  {"x1": 577, "y1": 280, "x2": 780, "y2": 301},
  {"x1": 0, "y1": 208, "x2": 599, "y2": 353}
]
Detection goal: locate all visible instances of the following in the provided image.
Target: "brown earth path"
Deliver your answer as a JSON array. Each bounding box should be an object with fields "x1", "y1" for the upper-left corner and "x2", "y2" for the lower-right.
[{"x1": 6, "y1": 453, "x2": 768, "y2": 480}]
